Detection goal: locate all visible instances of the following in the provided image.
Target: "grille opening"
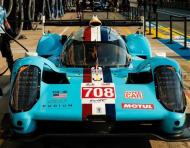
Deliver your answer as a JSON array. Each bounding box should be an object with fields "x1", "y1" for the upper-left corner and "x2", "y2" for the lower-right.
[
  {"x1": 42, "y1": 70, "x2": 70, "y2": 84},
  {"x1": 138, "y1": 55, "x2": 147, "y2": 59},
  {"x1": 127, "y1": 71, "x2": 153, "y2": 84}
]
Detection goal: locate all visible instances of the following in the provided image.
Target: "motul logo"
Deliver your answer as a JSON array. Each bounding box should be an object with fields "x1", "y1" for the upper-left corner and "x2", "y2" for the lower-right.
[
  {"x1": 122, "y1": 103, "x2": 154, "y2": 109},
  {"x1": 125, "y1": 91, "x2": 143, "y2": 99}
]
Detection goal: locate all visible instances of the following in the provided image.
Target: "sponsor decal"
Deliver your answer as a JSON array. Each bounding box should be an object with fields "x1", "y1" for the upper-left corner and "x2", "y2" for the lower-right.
[
  {"x1": 89, "y1": 99, "x2": 106, "y2": 103},
  {"x1": 82, "y1": 98, "x2": 115, "y2": 104},
  {"x1": 92, "y1": 103, "x2": 105, "y2": 115},
  {"x1": 42, "y1": 104, "x2": 72, "y2": 109},
  {"x1": 53, "y1": 91, "x2": 67, "y2": 99},
  {"x1": 91, "y1": 67, "x2": 104, "y2": 83},
  {"x1": 125, "y1": 91, "x2": 143, "y2": 99},
  {"x1": 85, "y1": 83, "x2": 95, "y2": 86},
  {"x1": 122, "y1": 103, "x2": 154, "y2": 109}
]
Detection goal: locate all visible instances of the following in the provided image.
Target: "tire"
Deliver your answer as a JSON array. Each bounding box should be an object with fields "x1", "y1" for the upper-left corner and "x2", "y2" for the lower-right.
[{"x1": 7, "y1": 0, "x2": 24, "y2": 39}]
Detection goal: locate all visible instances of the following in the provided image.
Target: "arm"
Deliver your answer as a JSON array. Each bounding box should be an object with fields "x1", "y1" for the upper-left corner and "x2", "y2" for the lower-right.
[
  {"x1": 4, "y1": 18, "x2": 16, "y2": 37},
  {"x1": 4, "y1": 19, "x2": 11, "y2": 30}
]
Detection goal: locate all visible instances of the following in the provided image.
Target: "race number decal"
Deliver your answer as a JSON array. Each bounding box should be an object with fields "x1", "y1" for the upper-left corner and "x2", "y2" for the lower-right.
[
  {"x1": 81, "y1": 83, "x2": 116, "y2": 99},
  {"x1": 82, "y1": 87, "x2": 115, "y2": 98}
]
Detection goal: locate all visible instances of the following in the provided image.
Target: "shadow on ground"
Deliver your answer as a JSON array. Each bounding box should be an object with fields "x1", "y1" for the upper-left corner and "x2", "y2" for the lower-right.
[{"x1": 0, "y1": 137, "x2": 152, "y2": 148}]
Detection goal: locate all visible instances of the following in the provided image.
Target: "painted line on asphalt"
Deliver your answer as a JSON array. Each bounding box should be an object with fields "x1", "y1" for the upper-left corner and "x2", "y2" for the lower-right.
[
  {"x1": 60, "y1": 27, "x2": 69, "y2": 35},
  {"x1": 149, "y1": 23, "x2": 190, "y2": 39}
]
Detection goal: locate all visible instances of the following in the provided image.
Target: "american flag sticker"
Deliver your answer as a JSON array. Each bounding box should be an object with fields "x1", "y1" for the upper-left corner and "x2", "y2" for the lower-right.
[{"x1": 53, "y1": 91, "x2": 67, "y2": 99}]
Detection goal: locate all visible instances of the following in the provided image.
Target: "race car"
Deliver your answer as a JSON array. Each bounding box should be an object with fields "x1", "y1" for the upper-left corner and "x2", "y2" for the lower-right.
[{"x1": 8, "y1": 16, "x2": 190, "y2": 140}]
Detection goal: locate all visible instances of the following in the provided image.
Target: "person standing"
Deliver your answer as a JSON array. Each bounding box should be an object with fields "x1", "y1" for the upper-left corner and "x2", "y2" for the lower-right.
[
  {"x1": 152, "y1": 0, "x2": 158, "y2": 14},
  {"x1": 76, "y1": 0, "x2": 81, "y2": 18},
  {"x1": 143, "y1": 0, "x2": 147, "y2": 11},
  {"x1": 0, "y1": 3, "x2": 14, "y2": 72}
]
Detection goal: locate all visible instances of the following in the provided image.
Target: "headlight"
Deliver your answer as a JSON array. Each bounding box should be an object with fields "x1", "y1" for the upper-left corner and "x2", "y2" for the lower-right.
[
  {"x1": 10, "y1": 65, "x2": 41, "y2": 112},
  {"x1": 154, "y1": 66, "x2": 186, "y2": 113}
]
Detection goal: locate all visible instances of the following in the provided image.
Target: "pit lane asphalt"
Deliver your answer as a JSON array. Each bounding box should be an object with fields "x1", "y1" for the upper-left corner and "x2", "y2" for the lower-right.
[{"x1": 1, "y1": 24, "x2": 190, "y2": 148}]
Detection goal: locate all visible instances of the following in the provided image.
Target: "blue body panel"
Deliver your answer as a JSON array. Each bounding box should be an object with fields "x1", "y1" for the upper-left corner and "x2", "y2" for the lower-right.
[
  {"x1": 126, "y1": 34, "x2": 152, "y2": 58},
  {"x1": 11, "y1": 56, "x2": 186, "y2": 134},
  {"x1": 36, "y1": 33, "x2": 63, "y2": 65},
  {"x1": 10, "y1": 32, "x2": 186, "y2": 135}
]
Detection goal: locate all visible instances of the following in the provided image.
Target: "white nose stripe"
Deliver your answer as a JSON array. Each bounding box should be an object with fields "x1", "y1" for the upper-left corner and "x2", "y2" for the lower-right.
[{"x1": 91, "y1": 26, "x2": 101, "y2": 41}]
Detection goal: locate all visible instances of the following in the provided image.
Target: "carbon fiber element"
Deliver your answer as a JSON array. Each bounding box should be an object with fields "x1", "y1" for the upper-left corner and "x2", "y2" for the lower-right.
[{"x1": 7, "y1": 114, "x2": 190, "y2": 142}]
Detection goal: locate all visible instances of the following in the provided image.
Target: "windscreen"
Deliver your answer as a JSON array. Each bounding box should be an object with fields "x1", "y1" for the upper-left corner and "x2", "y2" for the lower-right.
[{"x1": 61, "y1": 39, "x2": 129, "y2": 67}]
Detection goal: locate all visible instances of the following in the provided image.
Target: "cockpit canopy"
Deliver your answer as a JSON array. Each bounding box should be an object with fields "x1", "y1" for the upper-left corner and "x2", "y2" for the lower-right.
[{"x1": 61, "y1": 26, "x2": 130, "y2": 67}]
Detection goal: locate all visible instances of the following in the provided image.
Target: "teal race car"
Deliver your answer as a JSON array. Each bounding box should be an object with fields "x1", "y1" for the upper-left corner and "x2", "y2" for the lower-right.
[{"x1": 7, "y1": 17, "x2": 190, "y2": 141}]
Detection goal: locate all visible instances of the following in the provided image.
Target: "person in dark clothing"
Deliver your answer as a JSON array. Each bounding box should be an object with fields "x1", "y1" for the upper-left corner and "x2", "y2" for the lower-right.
[
  {"x1": 0, "y1": 4, "x2": 14, "y2": 73},
  {"x1": 143, "y1": 0, "x2": 147, "y2": 11},
  {"x1": 90, "y1": 0, "x2": 93, "y2": 10},
  {"x1": 76, "y1": 0, "x2": 81, "y2": 18},
  {"x1": 138, "y1": 0, "x2": 143, "y2": 16},
  {"x1": 160, "y1": 0, "x2": 163, "y2": 8},
  {"x1": 152, "y1": 0, "x2": 158, "y2": 14}
]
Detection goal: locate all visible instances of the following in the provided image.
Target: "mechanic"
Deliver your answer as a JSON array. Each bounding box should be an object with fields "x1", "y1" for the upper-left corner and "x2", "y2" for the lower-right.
[
  {"x1": 152, "y1": 0, "x2": 158, "y2": 14},
  {"x1": 76, "y1": 0, "x2": 81, "y2": 18},
  {"x1": 0, "y1": 3, "x2": 14, "y2": 72}
]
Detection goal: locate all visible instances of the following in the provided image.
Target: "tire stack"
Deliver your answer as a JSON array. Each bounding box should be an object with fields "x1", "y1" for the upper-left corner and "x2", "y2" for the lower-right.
[
  {"x1": 2, "y1": 0, "x2": 13, "y2": 17},
  {"x1": 3, "y1": 0, "x2": 65, "y2": 38}
]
